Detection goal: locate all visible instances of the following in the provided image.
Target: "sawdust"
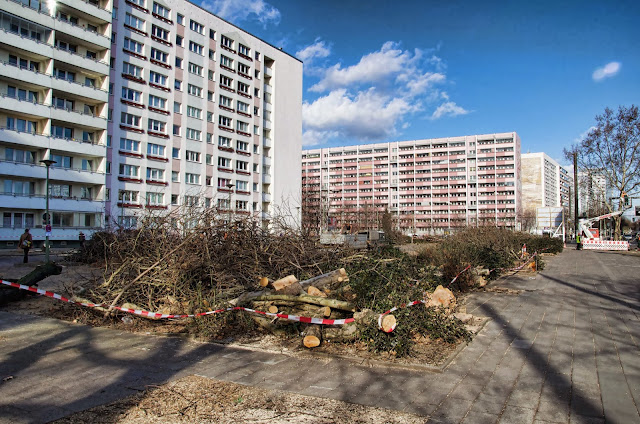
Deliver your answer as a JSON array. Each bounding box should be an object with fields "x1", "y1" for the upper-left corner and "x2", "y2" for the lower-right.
[{"x1": 53, "y1": 375, "x2": 427, "y2": 424}]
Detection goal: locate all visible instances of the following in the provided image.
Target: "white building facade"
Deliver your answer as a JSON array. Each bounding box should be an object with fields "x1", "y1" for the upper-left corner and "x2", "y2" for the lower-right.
[
  {"x1": 1, "y1": 0, "x2": 112, "y2": 247},
  {"x1": 302, "y1": 132, "x2": 522, "y2": 236},
  {"x1": 521, "y1": 152, "x2": 570, "y2": 211},
  {"x1": 107, "y1": 0, "x2": 302, "y2": 228}
]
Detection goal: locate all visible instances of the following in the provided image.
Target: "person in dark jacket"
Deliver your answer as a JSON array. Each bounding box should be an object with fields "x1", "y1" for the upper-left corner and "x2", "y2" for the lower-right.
[{"x1": 18, "y1": 229, "x2": 33, "y2": 263}]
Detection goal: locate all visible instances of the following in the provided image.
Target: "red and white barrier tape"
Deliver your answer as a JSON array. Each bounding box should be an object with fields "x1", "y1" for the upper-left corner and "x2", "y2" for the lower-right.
[
  {"x1": 0, "y1": 279, "x2": 355, "y2": 326},
  {"x1": 0, "y1": 251, "x2": 544, "y2": 333}
]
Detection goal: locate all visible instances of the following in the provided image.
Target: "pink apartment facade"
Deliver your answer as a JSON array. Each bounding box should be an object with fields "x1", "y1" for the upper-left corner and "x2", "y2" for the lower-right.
[{"x1": 302, "y1": 132, "x2": 522, "y2": 236}]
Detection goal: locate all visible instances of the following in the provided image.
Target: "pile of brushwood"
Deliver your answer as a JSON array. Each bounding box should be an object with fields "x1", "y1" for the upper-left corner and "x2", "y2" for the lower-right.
[{"x1": 71, "y1": 210, "x2": 560, "y2": 358}]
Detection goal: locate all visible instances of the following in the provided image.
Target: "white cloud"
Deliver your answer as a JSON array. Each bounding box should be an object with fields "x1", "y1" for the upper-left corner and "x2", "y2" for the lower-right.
[
  {"x1": 203, "y1": 0, "x2": 280, "y2": 27},
  {"x1": 430, "y1": 101, "x2": 470, "y2": 120},
  {"x1": 302, "y1": 41, "x2": 468, "y2": 145},
  {"x1": 296, "y1": 39, "x2": 331, "y2": 64},
  {"x1": 303, "y1": 89, "x2": 416, "y2": 142},
  {"x1": 310, "y1": 42, "x2": 415, "y2": 92},
  {"x1": 592, "y1": 62, "x2": 621, "y2": 81}
]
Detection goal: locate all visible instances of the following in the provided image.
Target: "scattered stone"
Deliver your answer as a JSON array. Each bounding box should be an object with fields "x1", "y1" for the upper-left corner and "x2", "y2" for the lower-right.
[
  {"x1": 453, "y1": 313, "x2": 473, "y2": 323},
  {"x1": 425, "y1": 285, "x2": 456, "y2": 309}
]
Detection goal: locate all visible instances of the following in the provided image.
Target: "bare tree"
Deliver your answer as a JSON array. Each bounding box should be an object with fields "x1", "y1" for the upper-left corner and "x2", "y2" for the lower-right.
[{"x1": 565, "y1": 105, "x2": 640, "y2": 239}]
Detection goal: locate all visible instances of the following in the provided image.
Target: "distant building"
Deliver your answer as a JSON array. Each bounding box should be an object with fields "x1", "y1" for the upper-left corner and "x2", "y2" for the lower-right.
[
  {"x1": 302, "y1": 132, "x2": 521, "y2": 236},
  {"x1": 521, "y1": 153, "x2": 569, "y2": 210},
  {"x1": 577, "y1": 171, "x2": 607, "y2": 217}
]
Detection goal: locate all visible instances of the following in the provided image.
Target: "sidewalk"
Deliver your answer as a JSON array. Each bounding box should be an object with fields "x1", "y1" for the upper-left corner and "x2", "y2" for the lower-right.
[{"x1": 1, "y1": 249, "x2": 638, "y2": 423}]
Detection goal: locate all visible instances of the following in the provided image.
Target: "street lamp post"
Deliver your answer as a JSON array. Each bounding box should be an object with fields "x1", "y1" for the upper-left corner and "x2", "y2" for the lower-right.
[{"x1": 40, "y1": 159, "x2": 56, "y2": 263}]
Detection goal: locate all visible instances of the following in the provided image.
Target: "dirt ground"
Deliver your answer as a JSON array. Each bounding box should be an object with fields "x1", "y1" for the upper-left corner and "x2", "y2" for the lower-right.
[{"x1": 53, "y1": 375, "x2": 427, "y2": 424}]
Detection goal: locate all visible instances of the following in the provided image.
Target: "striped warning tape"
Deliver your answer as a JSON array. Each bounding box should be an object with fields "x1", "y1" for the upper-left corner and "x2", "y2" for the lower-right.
[
  {"x1": 0, "y1": 279, "x2": 355, "y2": 325},
  {"x1": 0, "y1": 251, "x2": 544, "y2": 332}
]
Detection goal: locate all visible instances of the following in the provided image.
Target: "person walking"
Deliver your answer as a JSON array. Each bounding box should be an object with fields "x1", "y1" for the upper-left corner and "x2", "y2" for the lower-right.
[{"x1": 18, "y1": 228, "x2": 33, "y2": 263}]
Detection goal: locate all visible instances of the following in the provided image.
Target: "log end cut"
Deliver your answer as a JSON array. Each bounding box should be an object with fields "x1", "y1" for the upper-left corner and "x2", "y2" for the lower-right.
[
  {"x1": 381, "y1": 314, "x2": 396, "y2": 333},
  {"x1": 303, "y1": 335, "x2": 321, "y2": 348}
]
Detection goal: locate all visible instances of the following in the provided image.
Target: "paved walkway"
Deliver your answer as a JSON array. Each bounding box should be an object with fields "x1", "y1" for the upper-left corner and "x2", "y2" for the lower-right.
[{"x1": 1, "y1": 248, "x2": 638, "y2": 423}]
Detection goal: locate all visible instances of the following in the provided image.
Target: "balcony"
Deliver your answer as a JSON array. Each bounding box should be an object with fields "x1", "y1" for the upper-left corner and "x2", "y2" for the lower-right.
[
  {"x1": 263, "y1": 119, "x2": 272, "y2": 130},
  {"x1": 1, "y1": 195, "x2": 102, "y2": 222},
  {"x1": 58, "y1": 0, "x2": 112, "y2": 23},
  {"x1": 53, "y1": 47, "x2": 109, "y2": 75},
  {"x1": 0, "y1": 95, "x2": 50, "y2": 119},
  {"x1": 1, "y1": 28, "x2": 54, "y2": 58},
  {"x1": 0, "y1": 0, "x2": 53, "y2": 27},
  {"x1": 51, "y1": 77, "x2": 108, "y2": 103},
  {"x1": 262, "y1": 192, "x2": 271, "y2": 202},
  {"x1": 51, "y1": 106, "x2": 106, "y2": 129},
  {"x1": 262, "y1": 174, "x2": 271, "y2": 184},
  {"x1": 54, "y1": 19, "x2": 111, "y2": 49},
  {"x1": 262, "y1": 155, "x2": 272, "y2": 166},
  {"x1": 0, "y1": 60, "x2": 51, "y2": 88},
  {"x1": 263, "y1": 137, "x2": 272, "y2": 148}
]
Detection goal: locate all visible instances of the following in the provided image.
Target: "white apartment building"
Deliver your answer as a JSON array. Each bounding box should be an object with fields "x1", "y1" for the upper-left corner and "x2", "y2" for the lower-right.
[
  {"x1": 0, "y1": 0, "x2": 112, "y2": 247},
  {"x1": 577, "y1": 171, "x2": 607, "y2": 217},
  {"x1": 302, "y1": 132, "x2": 522, "y2": 236},
  {"x1": 521, "y1": 152, "x2": 571, "y2": 211},
  {"x1": 107, "y1": 0, "x2": 302, "y2": 228}
]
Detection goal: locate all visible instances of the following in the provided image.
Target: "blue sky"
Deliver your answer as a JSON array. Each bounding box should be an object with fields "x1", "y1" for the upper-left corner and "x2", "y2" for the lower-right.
[{"x1": 199, "y1": 0, "x2": 640, "y2": 166}]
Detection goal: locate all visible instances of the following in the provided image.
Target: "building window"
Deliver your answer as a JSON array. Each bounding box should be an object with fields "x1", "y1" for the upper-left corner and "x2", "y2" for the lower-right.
[
  {"x1": 186, "y1": 106, "x2": 202, "y2": 119},
  {"x1": 148, "y1": 94, "x2": 167, "y2": 110},
  {"x1": 122, "y1": 87, "x2": 142, "y2": 102},
  {"x1": 236, "y1": 160, "x2": 248, "y2": 172},
  {"x1": 123, "y1": 62, "x2": 143, "y2": 78},
  {"x1": 175, "y1": 35, "x2": 183, "y2": 47},
  {"x1": 185, "y1": 173, "x2": 200, "y2": 184},
  {"x1": 186, "y1": 150, "x2": 201, "y2": 162},
  {"x1": 221, "y1": 35, "x2": 233, "y2": 50},
  {"x1": 187, "y1": 84, "x2": 202, "y2": 97},
  {"x1": 148, "y1": 119, "x2": 166, "y2": 133},
  {"x1": 176, "y1": 13, "x2": 184, "y2": 25},
  {"x1": 121, "y1": 112, "x2": 141, "y2": 127},
  {"x1": 189, "y1": 41, "x2": 204, "y2": 55},
  {"x1": 218, "y1": 157, "x2": 231, "y2": 168},
  {"x1": 174, "y1": 79, "x2": 182, "y2": 90},
  {"x1": 237, "y1": 81, "x2": 250, "y2": 96},
  {"x1": 173, "y1": 101, "x2": 181, "y2": 113},
  {"x1": 209, "y1": 28, "x2": 215, "y2": 39},
  {"x1": 205, "y1": 154, "x2": 213, "y2": 165},
  {"x1": 220, "y1": 55, "x2": 233, "y2": 69},
  {"x1": 218, "y1": 136, "x2": 231, "y2": 147},
  {"x1": 125, "y1": 13, "x2": 145, "y2": 31},
  {"x1": 236, "y1": 121, "x2": 249, "y2": 133},
  {"x1": 123, "y1": 37, "x2": 144, "y2": 54},
  {"x1": 238, "y1": 44, "x2": 250, "y2": 57},
  {"x1": 150, "y1": 48, "x2": 169, "y2": 64},
  {"x1": 220, "y1": 75, "x2": 233, "y2": 89},
  {"x1": 188, "y1": 62, "x2": 203, "y2": 76},
  {"x1": 147, "y1": 143, "x2": 165, "y2": 157},
  {"x1": 172, "y1": 147, "x2": 179, "y2": 158},
  {"x1": 175, "y1": 57, "x2": 183, "y2": 68},
  {"x1": 186, "y1": 128, "x2": 201, "y2": 141},
  {"x1": 152, "y1": 2, "x2": 170, "y2": 19},
  {"x1": 237, "y1": 101, "x2": 249, "y2": 114},
  {"x1": 189, "y1": 19, "x2": 204, "y2": 34},
  {"x1": 219, "y1": 115, "x2": 232, "y2": 128},
  {"x1": 119, "y1": 164, "x2": 140, "y2": 177},
  {"x1": 171, "y1": 171, "x2": 179, "y2": 182},
  {"x1": 147, "y1": 192, "x2": 164, "y2": 206},
  {"x1": 172, "y1": 125, "x2": 181, "y2": 135},
  {"x1": 149, "y1": 71, "x2": 168, "y2": 87},
  {"x1": 120, "y1": 138, "x2": 140, "y2": 153},
  {"x1": 146, "y1": 168, "x2": 165, "y2": 181}
]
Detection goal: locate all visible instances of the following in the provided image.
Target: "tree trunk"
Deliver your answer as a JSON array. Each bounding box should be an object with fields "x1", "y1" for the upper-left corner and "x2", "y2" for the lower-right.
[
  {"x1": 299, "y1": 268, "x2": 348, "y2": 290},
  {"x1": 0, "y1": 262, "x2": 63, "y2": 305},
  {"x1": 251, "y1": 294, "x2": 356, "y2": 312}
]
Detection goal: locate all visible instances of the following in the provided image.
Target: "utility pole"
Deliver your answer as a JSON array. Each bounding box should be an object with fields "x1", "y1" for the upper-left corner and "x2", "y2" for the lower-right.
[{"x1": 573, "y1": 152, "x2": 579, "y2": 242}]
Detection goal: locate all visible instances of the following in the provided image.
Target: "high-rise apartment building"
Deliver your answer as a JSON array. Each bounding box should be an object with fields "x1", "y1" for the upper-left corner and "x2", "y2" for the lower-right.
[
  {"x1": 1, "y1": 0, "x2": 112, "y2": 247},
  {"x1": 107, "y1": 0, "x2": 302, "y2": 228},
  {"x1": 521, "y1": 152, "x2": 571, "y2": 211},
  {"x1": 302, "y1": 132, "x2": 521, "y2": 236}
]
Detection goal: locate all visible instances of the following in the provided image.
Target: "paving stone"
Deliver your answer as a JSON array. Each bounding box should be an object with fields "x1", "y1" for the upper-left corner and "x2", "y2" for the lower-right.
[
  {"x1": 499, "y1": 405, "x2": 536, "y2": 424},
  {"x1": 534, "y1": 400, "x2": 570, "y2": 423},
  {"x1": 461, "y1": 411, "x2": 499, "y2": 424},
  {"x1": 429, "y1": 397, "x2": 473, "y2": 423}
]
